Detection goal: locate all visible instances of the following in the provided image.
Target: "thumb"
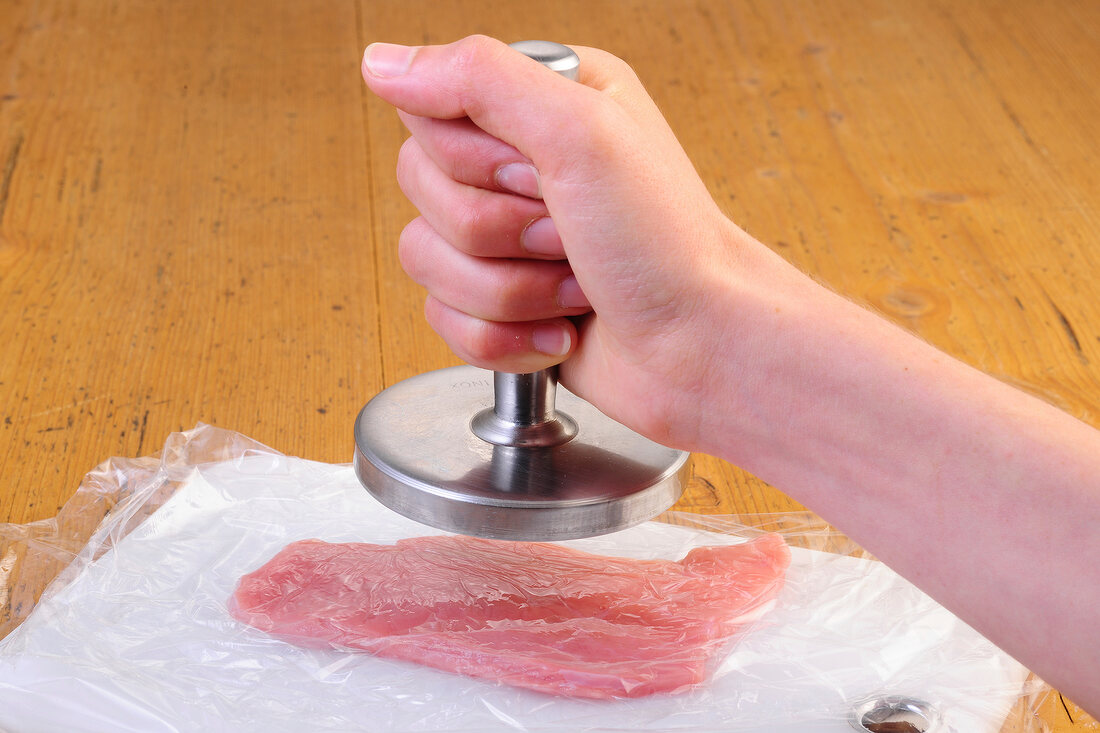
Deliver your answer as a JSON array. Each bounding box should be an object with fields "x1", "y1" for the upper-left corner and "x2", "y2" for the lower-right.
[{"x1": 361, "y1": 36, "x2": 617, "y2": 179}]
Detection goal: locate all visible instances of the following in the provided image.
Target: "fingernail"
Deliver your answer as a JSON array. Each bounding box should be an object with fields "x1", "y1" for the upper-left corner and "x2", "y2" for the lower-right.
[
  {"x1": 558, "y1": 275, "x2": 590, "y2": 309},
  {"x1": 521, "y1": 216, "x2": 563, "y2": 256},
  {"x1": 495, "y1": 162, "x2": 542, "y2": 199},
  {"x1": 363, "y1": 43, "x2": 417, "y2": 78},
  {"x1": 532, "y1": 324, "x2": 571, "y2": 356}
]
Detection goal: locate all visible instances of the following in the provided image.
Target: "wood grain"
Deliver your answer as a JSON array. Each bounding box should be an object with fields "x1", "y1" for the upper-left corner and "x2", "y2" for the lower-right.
[{"x1": 0, "y1": 0, "x2": 1096, "y2": 728}]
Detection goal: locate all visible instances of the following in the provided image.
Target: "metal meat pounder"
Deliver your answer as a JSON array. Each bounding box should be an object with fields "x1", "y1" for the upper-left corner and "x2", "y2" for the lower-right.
[{"x1": 353, "y1": 41, "x2": 690, "y2": 541}]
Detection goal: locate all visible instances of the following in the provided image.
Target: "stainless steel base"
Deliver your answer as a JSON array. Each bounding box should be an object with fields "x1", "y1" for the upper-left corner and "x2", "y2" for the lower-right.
[{"x1": 353, "y1": 365, "x2": 690, "y2": 541}]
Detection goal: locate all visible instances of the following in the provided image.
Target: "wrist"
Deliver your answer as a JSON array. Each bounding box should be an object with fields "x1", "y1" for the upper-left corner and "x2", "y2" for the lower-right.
[{"x1": 688, "y1": 242, "x2": 935, "y2": 489}]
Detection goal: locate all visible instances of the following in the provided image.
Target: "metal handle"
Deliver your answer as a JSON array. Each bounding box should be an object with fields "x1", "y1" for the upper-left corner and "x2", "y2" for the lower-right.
[
  {"x1": 508, "y1": 40, "x2": 581, "y2": 81},
  {"x1": 472, "y1": 369, "x2": 578, "y2": 447},
  {"x1": 470, "y1": 41, "x2": 581, "y2": 449}
]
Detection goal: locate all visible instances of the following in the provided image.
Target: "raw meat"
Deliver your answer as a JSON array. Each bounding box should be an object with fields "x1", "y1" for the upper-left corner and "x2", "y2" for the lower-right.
[{"x1": 228, "y1": 533, "x2": 790, "y2": 699}]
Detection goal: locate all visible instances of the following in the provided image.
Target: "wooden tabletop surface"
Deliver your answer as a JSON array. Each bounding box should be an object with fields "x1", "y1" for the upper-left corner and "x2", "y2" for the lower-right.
[{"x1": 1, "y1": 0, "x2": 1096, "y2": 727}]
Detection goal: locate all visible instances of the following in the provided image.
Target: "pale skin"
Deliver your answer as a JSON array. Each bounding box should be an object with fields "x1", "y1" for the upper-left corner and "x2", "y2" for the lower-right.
[{"x1": 361, "y1": 36, "x2": 1100, "y2": 714}]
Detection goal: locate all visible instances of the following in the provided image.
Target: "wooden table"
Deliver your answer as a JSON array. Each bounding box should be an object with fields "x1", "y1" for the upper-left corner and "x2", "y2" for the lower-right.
[{"x1": 1, "y1": 0, "x2": 1096, "y2": 728}]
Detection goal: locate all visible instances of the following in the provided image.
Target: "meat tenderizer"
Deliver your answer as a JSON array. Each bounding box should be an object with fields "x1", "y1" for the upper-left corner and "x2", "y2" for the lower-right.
[{"x1": 353, "y1": 41, "x2": 690, "y2": 541}]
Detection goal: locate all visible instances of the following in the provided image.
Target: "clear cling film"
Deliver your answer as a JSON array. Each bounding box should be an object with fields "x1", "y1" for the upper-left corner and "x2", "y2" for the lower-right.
[
  {"x1": 228, "y1": 533, "x2": 790, "y2": 699},
  {"x1": 0, "y1": 425, "x2": 1048, "y2": 732}
]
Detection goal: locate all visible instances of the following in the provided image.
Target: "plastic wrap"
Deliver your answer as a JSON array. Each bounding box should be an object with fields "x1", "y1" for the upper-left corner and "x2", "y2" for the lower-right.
[
  {"x1": 0, "y1": 424, "x2": 1048, "y2": 732},
  {"x1": 227, "y1": 532, "x2": 791, "y2": 700}
]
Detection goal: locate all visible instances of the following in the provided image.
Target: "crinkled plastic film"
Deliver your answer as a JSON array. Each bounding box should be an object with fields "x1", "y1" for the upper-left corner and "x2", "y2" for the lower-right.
[{"x1": 0, "y1": 424, "x2": 1051, "y2": 732}]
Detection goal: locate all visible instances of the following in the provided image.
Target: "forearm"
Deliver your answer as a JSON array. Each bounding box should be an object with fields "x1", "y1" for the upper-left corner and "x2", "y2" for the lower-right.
[
  {"x1": 362, "y1": 37, "x2": 1099, "y2": 714},
  {"x1": 703, "y1": 237, "x2": 1100, "y2": 708}
]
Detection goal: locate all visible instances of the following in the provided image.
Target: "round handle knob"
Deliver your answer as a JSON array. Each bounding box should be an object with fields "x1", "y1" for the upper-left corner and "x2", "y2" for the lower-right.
[{"x1": 508, "y1": 40, "x2": 579, "y2": 80}]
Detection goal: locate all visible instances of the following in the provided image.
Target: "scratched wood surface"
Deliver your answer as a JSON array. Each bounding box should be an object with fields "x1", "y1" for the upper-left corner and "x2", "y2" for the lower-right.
[{"x1": 0, "y1": 0, "x2": 1097, "y2": 728}]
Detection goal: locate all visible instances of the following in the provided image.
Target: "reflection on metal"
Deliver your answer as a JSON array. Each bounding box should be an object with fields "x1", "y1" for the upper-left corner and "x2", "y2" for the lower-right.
[{"x1": 850, "y1": 696, "x2": 941, "y2": 732}]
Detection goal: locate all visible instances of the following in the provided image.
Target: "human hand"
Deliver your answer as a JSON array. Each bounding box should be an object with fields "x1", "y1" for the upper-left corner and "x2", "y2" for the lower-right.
[
  {"x1": 362, "y1": 40, "x2": 1100, "y2": 714},
  {"x1": 361, "y1": 35, "x2": 809, "y2": 450}
]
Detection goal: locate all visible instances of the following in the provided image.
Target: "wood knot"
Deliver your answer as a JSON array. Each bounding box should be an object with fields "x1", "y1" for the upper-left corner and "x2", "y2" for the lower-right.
[
  {"x1": 869, "y1": 282, "x2": 946, "y2": 320},
  {"x1": 881, "y1": 288, "x2": 936, "y2": 317}
]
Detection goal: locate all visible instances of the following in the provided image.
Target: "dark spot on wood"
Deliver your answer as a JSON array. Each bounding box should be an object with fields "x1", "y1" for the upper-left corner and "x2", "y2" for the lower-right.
[
  {"x1": 1046, "y1": 294, "x2": 1086, "y2": 362},
  {"x1": 1059, "y1": 693, "x2": 1074, "y2": 723},
  {"x1": 923, "y1": 191, "x2": 967, "y2": 204},
  {"x1": 90, "y1": 157, "x2": 102, "y2": 193},
  {"x1": 0, "y1": 132, "x2": 25, "y2": 221},
  {"x1": 880, "y1": 287, "x2": 937, "y2": 318},
  {"x1": 688, "y1": 476, "x2": 721, "y2": 507},
  {"x1": 136, "y1": 410, "x2": 150, "y2": 454}
]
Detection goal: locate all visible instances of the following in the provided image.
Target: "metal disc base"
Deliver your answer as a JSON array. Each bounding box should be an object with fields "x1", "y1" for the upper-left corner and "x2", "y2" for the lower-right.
[{"x1": 353, "y1": 366, "x2": 690, "y2": 541}]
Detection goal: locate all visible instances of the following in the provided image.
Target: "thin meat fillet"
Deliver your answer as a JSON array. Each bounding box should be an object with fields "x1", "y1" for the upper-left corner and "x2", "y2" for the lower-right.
[{"x1": 228, "y1": 533, "x2": 790, "y2": 698}]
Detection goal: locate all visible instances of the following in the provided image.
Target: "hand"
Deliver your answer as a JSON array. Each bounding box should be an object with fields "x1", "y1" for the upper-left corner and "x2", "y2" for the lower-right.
[
  {"x1": 360, "y1": 35, "x2": 809, "y2": 450},
  {"x1": 363, "y1": 38, "x2": 1100, "y2": 712}
]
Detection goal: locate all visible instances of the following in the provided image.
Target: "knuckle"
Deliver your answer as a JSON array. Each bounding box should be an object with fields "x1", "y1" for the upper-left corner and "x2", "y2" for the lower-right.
[
  {"x1": 604, "y1": 52, "x2": 640, "y2": 83},
  {"x1": 449, "y1": 35, "x2": 512, "y2": 118},
  {"x1": 397, "y1": 219, "x2": 427, "y2": 279},
  {"x1": 452, "y1": 34, "x2": 499, "y2": 64},
  {"x1": 583, "y1": 46, "x2": 645, "y2": 92},
  {"x1": 448, "y1": 35, "x2": 495, "y2": 82},
  {"x1": 494, "y1": 271, "x2": 530, "y2": 309},
  {"x1": 462, "y1": 319, "x2": 501, "y2": 364},
  {"x1": 507, "y1": 262, "x2": 567, "y2": 308},
  {"x1": 451, "y1": 199, "x2": 485, "y2": 245},
  {"x1": 395, "y1": 137, "x2": 422, "y2": 195},
  {"x1": 441, "y1": 123, "x2": 501, "y2": 189}
]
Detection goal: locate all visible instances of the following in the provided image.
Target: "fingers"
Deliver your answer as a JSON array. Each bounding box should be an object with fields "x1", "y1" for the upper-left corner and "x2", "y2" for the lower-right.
[
  {"x1": 397, "y1": 135, "x2": 565, "y2": 259},
  {"x1": 399, "y1": 216, "x2": 590, "y2": 323},
  {"x1": 398, "y1": 111, "x2": 542, "y2": 198},
  {"x1": 424, "y1": 296, "x2": 579, "y2": 373},
  {"x1": 362, "y1": 35, "x2": 710, "y2": 376}
]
